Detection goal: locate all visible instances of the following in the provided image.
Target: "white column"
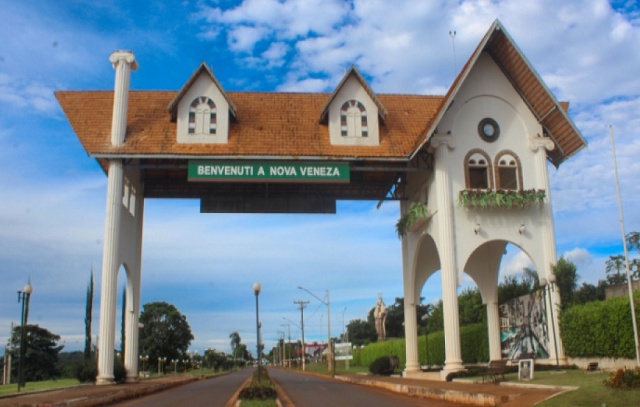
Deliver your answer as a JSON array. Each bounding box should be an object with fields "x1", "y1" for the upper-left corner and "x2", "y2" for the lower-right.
[
  {"x1": 529, "y1": 135, "x2": 565, "y2": 362},
  {"x1": 96, "y1": 160, "x2": 124, "y2": 385},
  {"x1": 403, "y1": 286, "x2": 420, "y2": 372},
  {"x1": 97, "y1": 51, "x2": 137, "y2": 385},
  {"x1": 400, "y1": 198, "x2": 421, "y2": 374},
  {"x1": 486, "y1": 301, "x2": 502, "y2": 360},
  {"x1": 109, "y1": 51, "x2": 137, "y2": 146},
  {"x1": 430, "y1": 134, "x2": 464, "y2": 374}
]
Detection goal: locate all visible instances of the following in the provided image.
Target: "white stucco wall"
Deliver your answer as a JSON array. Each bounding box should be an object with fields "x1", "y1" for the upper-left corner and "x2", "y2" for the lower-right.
[{"x1": 428, "y1": 52, "x2": 552, "y2": 284}]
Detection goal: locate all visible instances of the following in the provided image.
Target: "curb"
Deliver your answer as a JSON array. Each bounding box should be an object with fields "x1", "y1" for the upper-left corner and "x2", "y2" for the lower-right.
[{"x1": 335, "y1": 375, "x2": 512, "y2": 406}]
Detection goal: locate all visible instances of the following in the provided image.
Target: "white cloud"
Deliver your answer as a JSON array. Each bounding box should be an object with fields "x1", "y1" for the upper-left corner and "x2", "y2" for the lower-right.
[{"x1": 500, "y1": 249, "x2": 535, "y2": 278}]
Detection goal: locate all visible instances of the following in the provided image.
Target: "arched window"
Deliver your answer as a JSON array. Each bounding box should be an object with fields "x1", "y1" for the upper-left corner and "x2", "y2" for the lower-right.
[
  {"x1": 464, "y1": 149, "x2": 493, "y2": 189},
  {"x1": 188, "y1": 97, "x2": 217, "y2": 135},
  {"x1": 495, "y1": 151, "x2": 522, "y2": 190},
  {"x1": 340, "y1": 100, "x2": 368, "y2": 137}
]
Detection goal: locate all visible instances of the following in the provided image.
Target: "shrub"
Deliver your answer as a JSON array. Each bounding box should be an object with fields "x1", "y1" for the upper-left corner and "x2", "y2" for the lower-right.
[
  {"x1": 114, "y1": 358, "x2": 127, "y2": 383},
  {"x1": 369, "y1": 356, "x2": 399, "y2": 376},
  {"x1": 604, "y1": 367, "x2": 640, "y2": 389},
  {"x1": 562, "y1": 293, "x2": 640, "y2": 359},
  {"x1": 75, "y1": 360, "x2": 97, "y2": 383},
  {"x1": 239, "y1": 367, "x2": 278, "y2": 400}
]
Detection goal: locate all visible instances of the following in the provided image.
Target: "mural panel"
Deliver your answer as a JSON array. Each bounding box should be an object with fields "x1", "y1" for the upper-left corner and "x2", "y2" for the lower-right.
[{"x1": 500, "y1": 289, "x2": 550, "y2": 359}]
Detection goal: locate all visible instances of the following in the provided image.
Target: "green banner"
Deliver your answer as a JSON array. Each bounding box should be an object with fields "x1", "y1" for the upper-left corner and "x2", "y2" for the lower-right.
[{"x1": 188, "y1": 160, "x2": 350, "y2": 183}]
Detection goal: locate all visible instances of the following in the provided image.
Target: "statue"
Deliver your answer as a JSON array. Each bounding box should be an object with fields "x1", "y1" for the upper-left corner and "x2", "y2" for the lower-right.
[{"x1": 374, "y1": 294, "x2": 388, "y2": 341}]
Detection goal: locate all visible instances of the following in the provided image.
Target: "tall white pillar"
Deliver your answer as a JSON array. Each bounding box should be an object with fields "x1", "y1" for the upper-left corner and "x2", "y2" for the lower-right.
[
  {"x1": 109, "y1": 51, "x2": 138, "y2": 145},
  {"x1": 401, "y1": 206, "x2": 422, "y2": 374},
  {"x1": 430, "y1": 134, "x2": 464, "y2": 375},
  {"x1": 96, "y1": 160, "x2": 124, "y2": 385},
  {"x1": 97, "y1": 51, "x2": 137, "y2": 385},
  {"x1": 529, "y1": 135, "x2": 565, "y2": 363},
  {"x1": 486, "y1": 301, "x2": 502, "y2": 360}
]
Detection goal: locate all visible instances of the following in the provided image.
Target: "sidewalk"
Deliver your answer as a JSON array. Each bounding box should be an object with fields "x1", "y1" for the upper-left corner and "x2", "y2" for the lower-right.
[{"x1": 335, "y1": 373, "x2": 574, "y2": 406}]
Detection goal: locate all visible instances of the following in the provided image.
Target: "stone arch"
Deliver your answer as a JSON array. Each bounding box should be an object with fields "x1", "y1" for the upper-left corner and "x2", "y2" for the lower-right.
[
  {"x1": 462, "y1": 240, "x2": 548, "y2": 362},
  {"x1": 413, "y1": 234, "x2": 441, "y2": 298}
]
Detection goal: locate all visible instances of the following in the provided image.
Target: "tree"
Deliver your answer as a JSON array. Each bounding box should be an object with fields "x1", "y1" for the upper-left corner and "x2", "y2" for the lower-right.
[
  {"x1": 498, "y1": 274, "x2": 534, "y2": 304},
  {"x1": 204, "y1": 348, "x2": 230, "y2": 372},
  {"x1": 229, "y1": 331, "x2": 241, "y2": 365},
  {"x1": 139, "y1": 302, "x2": 194, "y2": 367},
  {"x1": 604, "y1": 231, "x2": 640, "y2": 285},
  {"x1": 574, "y1": 281, "x2": 607, "y2": 304},
  {"x1": 11, "y1": 324, "x2": 64, "y2": 381},
  {"x1": 84, "y1": 271, "x2": 94, "y2": 361},
  {"x1": 627, "y1": 231, "x2": 640, "y2": 254},
  {"x1": 553, "y1": 257, "x2": 579, "y2": 309},
  {"x1": 424, "y1": 300, "x2": 444, "y2": 334},
  {"x1": 458, "y1": 288, "x2": 485, "y2": 325},
  {"x1": 605, "y1": 254, "x2": 627, "y2": 285},
  {"x1": 346, "y1": 319, "x2": 377, "y2": 346}
]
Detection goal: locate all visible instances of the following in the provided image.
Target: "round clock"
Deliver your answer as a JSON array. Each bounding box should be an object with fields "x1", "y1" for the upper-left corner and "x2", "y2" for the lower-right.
[{"x1": 478, "y1": 118, "x2": 500, "y2": 142}]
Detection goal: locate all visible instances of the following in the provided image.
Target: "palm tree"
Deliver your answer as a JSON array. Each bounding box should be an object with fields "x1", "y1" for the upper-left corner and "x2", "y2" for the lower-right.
[
  {"x1": 606, "y1": 254, "x2": 627, "y2": 285},
  {"x1": 229, "y1": 331, "x2": 241, "y2": 366}
]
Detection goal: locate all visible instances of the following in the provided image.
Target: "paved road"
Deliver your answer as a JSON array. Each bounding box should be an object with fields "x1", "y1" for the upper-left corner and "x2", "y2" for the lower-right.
[
  {"x1": 269, "y1": 368, "x2": 468, "y2": 407},
  {"x1": 112, "y1": 369, "x2": 252, "y2": 407}
]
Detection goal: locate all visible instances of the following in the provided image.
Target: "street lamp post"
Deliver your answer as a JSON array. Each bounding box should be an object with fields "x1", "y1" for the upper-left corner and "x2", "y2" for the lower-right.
[
  {"x1": 139, "y1": 354, "x2": 148, "y2": 376},
  {"x1": 341, "y1": 308, "x2": 347, "y2": 342},
  {"x1": 158, "y1": 356, "x2": 166, "y2": 375},
  {"x1": 253, "y1": 282, "x2": 261, "y2": 376},
  {"x1": 298, "y1": 286, "x2": 334, "y2": 376},
  {"x1": 17, "y1": 280, "x2": 33, "y2": 392}
]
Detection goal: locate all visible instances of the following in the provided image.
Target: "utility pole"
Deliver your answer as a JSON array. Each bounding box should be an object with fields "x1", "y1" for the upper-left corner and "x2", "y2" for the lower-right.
[
  {"x1": 281, "y1": 322, "x2": 291, "y2": 367},
  {"x1": 294, "y1": 300, "x2": 309, "y2": 371}
]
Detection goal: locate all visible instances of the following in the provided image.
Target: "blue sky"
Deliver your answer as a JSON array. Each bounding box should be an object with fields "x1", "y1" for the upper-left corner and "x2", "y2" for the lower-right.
[{"x1": 1, "y1": 0, "x2": 639, "y2": 357}]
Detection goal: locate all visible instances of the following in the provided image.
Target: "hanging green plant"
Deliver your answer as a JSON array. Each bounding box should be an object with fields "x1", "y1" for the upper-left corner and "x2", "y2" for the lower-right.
[
  {"x1": 396, "y1": 202, "x2": 430, "y2": 238},
  {"x1": 458, "y1": 189, "x2": 546, "y2": 209}
]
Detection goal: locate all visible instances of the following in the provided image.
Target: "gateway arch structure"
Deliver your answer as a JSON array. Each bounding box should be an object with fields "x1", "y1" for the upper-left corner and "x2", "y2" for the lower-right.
[{"x1": 57, "y1": 20, "x2": 586, "y2": 383}]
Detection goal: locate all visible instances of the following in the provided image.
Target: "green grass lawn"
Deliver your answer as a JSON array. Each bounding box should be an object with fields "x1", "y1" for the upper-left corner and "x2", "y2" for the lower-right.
[
  {"x1": 511, "y1": 370, "x2": 640, "y2": 407},
  {"x1": 0, "y1": 378, "x2": 81, "y2": 396}
]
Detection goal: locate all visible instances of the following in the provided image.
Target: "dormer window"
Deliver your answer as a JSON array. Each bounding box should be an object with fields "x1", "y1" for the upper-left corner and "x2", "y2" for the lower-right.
[
  {"x1": 321, "y1": 66, "x2": 386, "y2": 146},
  {"x1": 168, "y1": 62, "x2": 237, "y2": 145},
  {"x1": 188, "y1": 97, "x2": 217, "y2": 135},
  {"x1": 465, "y1": 149, "x2": 493, "y2": 189},
  {"x1": 340, "y1": 100, "x2": 368, "y2": 138}
]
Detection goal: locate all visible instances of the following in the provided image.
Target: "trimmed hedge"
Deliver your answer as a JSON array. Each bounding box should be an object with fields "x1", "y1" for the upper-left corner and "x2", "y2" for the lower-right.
[
  {"x1": 561, "y1": 293, "x2": 640, "y2": 359},
  {"x1": 353, "y1": 323, "x2": 489, "y2": 368}
]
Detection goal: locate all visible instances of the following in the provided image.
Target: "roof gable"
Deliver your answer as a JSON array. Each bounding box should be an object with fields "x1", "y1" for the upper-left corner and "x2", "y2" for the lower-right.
[
  {"x1": 413, "y1": 19, "x2": 586, "y2": 167},
  {"x1": 320, "y1": 65, "x2": 388, "y2": 123},
  {"x1": 167, "y1": 62, "x2": 237, "y2": 121}
]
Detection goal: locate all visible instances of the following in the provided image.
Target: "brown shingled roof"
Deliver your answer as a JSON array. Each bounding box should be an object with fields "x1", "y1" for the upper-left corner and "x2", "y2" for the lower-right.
[{"x1": 55, "y1": 90, "x2": 442, "y2": 161}]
